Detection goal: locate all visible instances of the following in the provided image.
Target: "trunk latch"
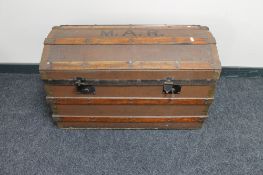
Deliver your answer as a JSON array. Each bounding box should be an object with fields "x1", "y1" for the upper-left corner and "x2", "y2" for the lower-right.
[
  {"x1": 75, "y1": 77, "x2": 96, "y2": 94},
  {"x1": 163, "y1": 80, "x2": 181, "y2": 94}
]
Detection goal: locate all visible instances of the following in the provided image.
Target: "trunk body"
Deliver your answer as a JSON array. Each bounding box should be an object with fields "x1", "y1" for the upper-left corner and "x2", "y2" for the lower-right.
[{"x1": 40, "y1": 25, "x2": 221, "y2": 129}]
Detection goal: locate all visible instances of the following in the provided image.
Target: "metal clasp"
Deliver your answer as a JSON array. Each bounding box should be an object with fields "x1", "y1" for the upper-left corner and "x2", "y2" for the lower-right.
[
  {"x1": 163, "y1": 79, "x2": 181, "y2": 94},
  {"x1": 75, "y1": 77, "x2": 96, "y2": 94}
]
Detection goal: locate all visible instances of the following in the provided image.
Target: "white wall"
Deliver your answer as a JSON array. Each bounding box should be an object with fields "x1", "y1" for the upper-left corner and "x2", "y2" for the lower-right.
[{"x1": 0, "y1": 0, "x2": 263, "y2": 67}]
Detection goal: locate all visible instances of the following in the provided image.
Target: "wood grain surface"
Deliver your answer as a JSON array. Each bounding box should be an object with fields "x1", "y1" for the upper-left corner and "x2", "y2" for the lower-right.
[
  {"x1": 40, "y1": 25, "x2": 221, "y2": 129},
  {"x1": 52, "y1": 104, "x2": 209, "y2": 116},
  {"x1": 53, "y1": 115, "x2": 207, "y2": 123},
  {"x1": 56, "y1": 121, "x2": 204, "y2": 129},
  {"x1": 47, "y1": 97, "x2": 212, "y2": 105},
  {"x1": 44, "y1": 85, "x2": 216, "y2": 98}
]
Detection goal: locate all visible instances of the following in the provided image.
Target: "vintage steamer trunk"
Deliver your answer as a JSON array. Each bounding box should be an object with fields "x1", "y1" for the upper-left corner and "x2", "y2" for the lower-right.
[{"x1": 40, "y1": 25, "x2": 221, "y2": 129}]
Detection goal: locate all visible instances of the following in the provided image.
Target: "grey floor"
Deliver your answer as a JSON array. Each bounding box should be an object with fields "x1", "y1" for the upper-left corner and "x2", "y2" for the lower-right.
[{"x1": 0, "y1": 73, "x2": 263, "y2": 175}]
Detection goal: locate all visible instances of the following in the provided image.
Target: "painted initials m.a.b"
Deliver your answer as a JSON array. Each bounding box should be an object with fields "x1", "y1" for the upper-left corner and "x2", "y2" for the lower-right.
[
  {"x1": 101, "y1": 30, "x2": 114, "y2": 37},
  {"x1": 101, "y1": 30, "x2": 136, "y2": 37},
  {"x1": 100, "y1": 30, "x2": 162, "y2": 37}
]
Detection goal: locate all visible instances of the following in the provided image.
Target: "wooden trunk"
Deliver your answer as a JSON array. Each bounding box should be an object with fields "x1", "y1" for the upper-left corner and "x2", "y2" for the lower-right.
[{"x1": 40, "y1": 25, "x2": 221, "y2": 129}]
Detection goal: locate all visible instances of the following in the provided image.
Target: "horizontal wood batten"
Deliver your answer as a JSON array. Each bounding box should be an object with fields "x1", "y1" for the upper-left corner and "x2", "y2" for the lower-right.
[
  {"x1": 53, "y1": 115, "x2": 207, "y2": 123},
  {"x1": 56, "y1": 121, "x2": 204, "y2": 129},
  {"x1": 52, "y1": 104, "x2": 209, "y2": 116},
  {"x1": 40, "y1": 70, "x2": 221, "y2": 81},
  {"x1": 44, "y1": 37, "x2": 212, "y2": 45},
  {"x1": 56, "y1": 25, "x2": 208, "y2": 30},
  {"x1": 46, "y1": 61, "x2": 215, "y2": 70},
  {"x1": 44, "y1": 85, "x2": 215, "y2": 98},
  {"x1": 47, "y1": 97, "x2": 213, "y2": 105},
  {"x1": 44, "y1": 79, "x2": 216, "y2": 86}
]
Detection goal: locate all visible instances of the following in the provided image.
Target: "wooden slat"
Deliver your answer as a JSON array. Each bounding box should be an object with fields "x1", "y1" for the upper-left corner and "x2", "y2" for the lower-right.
[
  {"x1": 48, "y1": 61, "x2": 213, "y2": 70},
  {"x1": 40, "y1": 43, "x2": 221, "y2": 72},
  {"x1": 52, "y1": 104, "x2": 209, "y2": 116},
  {"x1": 56, "y1": 121, "x2": 204, "y2": 129},
  {"x1": 44, "y1": 85, "x2": 216, "y2": 98},
  {"x1": 53, "y1": 115, "x2": 207, "y2": 123},
  {"x1": 44, "y1": 37, "x2": 211, "y2": 45},
  {"x1": 40, "y1": 70, "x2": 221, "y2": 81},
  {"x1": 47, "y1": 97, "x2": 213, "y2": 105},
  {"x1": 56, "y1": 25, "x2": 208, "y2": 30}
]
